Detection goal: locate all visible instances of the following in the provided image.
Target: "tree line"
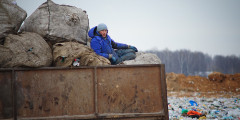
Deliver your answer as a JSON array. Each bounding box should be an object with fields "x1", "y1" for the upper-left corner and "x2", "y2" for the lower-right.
[{"x1": 146, "y1": 49, "x2": 240, "y2": 76}]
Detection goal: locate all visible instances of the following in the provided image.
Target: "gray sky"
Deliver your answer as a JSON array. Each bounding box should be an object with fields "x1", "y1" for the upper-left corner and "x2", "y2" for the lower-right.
[{"x1": 17, "y1": 0, "x2": 240, "y2": 56}]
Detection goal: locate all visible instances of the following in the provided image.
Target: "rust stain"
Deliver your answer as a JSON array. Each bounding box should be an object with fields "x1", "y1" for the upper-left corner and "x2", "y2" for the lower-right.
[{"x1": 0, "y1": 65, "x2": 167, "y2": 119}]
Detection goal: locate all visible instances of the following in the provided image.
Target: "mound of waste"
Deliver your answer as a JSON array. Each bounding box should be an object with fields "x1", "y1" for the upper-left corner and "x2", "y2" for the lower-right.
[
  {"x1": 21, "y1": 0, "x2": 89, "y2": 45},
  {"x1": 0, "y1": 32, "x2": 52, "y2": 68},
  {"x1": 0, "y1": 0, "x2": 161, "y2": 68},
  {"x1": 166, "y1": 72, "x2": 240, "y2": 97},
  {"x1": 0, "y1": 0, "x2": 27, "y2": 40},
  {"x1": 168, "y1": 96, "x2": 240, "y2": 120},
  {"x1": 122, "y1": 52, "x2": 161, "y2": 65},
  {"x1": 53, "y1": 42, "x2": 110, "y2": 67}
]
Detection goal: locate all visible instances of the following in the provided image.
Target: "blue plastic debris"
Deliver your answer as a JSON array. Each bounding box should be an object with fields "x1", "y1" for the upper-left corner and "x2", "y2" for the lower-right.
[{"x1": 189, "y1": 100, "x2": 198, "y2": 106}]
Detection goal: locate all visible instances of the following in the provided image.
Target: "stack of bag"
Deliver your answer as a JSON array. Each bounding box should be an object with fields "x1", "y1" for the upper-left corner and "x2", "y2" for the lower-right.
[{"x1": 0, "y1": 0, "x2": 161, "y2": 68}]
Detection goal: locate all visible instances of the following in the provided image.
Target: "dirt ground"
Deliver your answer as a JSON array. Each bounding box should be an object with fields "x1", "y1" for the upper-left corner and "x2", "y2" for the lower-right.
[{"x1": 166, "y1": 72, "x2": 240, "y2": 97}]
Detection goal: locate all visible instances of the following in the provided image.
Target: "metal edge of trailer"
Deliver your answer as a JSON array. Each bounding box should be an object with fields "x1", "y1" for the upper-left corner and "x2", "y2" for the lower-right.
[
  {"x1": 0, "y1": 68, "x2": 14, "y2": 119},
  {"x1": 0, "y1": 64, "x2": 168, "y2": 120},
  {"x1": 160, "y1": 64, "x2": 169, "y2": 120},
  {"x1": 12, "y1": 69, "x2": 17, "y2": 120},
  {"x1": 0, "y1": 64, "x2": 163, "y2": 71},
  {"x1": 17, "y1": 113, "x2": 165, "y2": 120},
  {"x1": 96, "y1": 112, "x2": 166, "y2": 119}
]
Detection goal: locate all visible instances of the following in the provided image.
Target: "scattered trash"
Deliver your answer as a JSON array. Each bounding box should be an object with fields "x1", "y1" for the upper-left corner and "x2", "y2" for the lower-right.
[
  {"x1": 199, "y1": 116, "x2": 207, "y2": 119},
  {"x1": 168, "y1": 96, "x2": 240, "y2": 119},
  {"x1": 189, "y1": 100, "x2": 198, "y2": 106},
  {"x1": 60, "y1": 56, "x2": 67, "y2": 63},
  {"x1": 27, "y1": 47, "x2": 33, "y2": 52},
  {"x1": 181, "y1": 109, "x2": 188, "y2": 114},
  {"x1": 72, "y1": 58, "x2": 80, "y2": 66}
]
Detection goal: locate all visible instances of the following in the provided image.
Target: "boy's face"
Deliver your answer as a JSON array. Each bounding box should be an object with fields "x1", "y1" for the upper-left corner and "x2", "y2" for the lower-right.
[{"x1": 99, "y1": 30, "x2": 107, "y2": 37}]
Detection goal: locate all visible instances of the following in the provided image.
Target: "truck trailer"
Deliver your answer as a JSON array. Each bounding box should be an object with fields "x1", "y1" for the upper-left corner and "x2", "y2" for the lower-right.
[{"x1": 0, "y1": 64, "x2": 168, "y2": 120}]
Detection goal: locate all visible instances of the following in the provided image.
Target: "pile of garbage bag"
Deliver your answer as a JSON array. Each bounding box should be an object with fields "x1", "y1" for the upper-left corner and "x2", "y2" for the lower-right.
[{"x1": 0, "y1": 0, "x2": 161, "y2": 68}]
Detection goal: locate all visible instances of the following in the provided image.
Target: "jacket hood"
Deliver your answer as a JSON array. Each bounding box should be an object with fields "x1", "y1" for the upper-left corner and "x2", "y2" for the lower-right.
[{"x1": 88, "y1": 26, "x2": 97, "y2": 38}]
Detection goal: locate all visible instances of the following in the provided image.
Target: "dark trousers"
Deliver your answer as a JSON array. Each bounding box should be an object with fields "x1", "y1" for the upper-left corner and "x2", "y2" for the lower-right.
[{"x1": 113, "y1": 49, "x2": 136, "y2": 64}]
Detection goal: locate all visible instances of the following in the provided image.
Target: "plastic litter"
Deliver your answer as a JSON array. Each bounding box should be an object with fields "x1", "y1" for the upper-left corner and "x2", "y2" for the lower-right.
[
  {"x1": 189, "y1": 100, "x2": 198, "y2": 106},
  {"x1": 60, "y1": 56, "x2": 66, "y2": 63},
  {"x1": 73, "y1": 58, "x2": 80, "y2": 66},
  {"x1": 199, "y1": 116, "x2": 206, "y2": 119},
  {"x1": 27, "y1": 47, "x2": 33, "y2": 52},
  {"x1": 181, "y1": 109, "x2": 188, "y2": 114},
  {"x1": 168, "y1": 96, "x2": 240, "y2": 119},
  {"x1": 222, "y1": 116, "x2": 234, "y2": 120}
]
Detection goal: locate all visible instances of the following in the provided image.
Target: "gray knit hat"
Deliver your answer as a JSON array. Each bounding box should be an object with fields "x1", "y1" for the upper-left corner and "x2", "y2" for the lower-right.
[{"x1": 97, "y1": 23, "x2": 108, "y2": 32}]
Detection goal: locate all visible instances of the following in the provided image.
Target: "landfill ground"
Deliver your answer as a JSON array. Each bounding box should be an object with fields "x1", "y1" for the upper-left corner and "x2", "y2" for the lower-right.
[
  {"x1": 166, "y1": 72, "x2": 240, "y2": 120},
  {"x1": 168, "y1": 92, "x2": 240, "y2": 120}
]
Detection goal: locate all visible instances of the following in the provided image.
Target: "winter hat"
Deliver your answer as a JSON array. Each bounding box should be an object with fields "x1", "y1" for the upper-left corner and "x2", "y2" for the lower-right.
[{"x1": 97, "y1": 23, "x2": 108, "y2": 32}]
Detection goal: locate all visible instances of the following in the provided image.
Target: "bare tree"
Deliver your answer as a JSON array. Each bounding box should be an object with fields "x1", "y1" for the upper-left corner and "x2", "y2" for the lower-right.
[
  {"x1": 147, "y1": 49, "x2": 240, "y2": 75},
  {"x1": 176, "y1": 49, "x2": 190, "y2": 74}
]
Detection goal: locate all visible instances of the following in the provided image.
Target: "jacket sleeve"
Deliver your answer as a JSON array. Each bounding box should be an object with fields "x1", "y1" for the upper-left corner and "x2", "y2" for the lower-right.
[
  {"x1": 90, "y1": 38, "x2": 110, "y2": 59},
  {"x1": 111, "y1": 39, "x2": 129, "y2": 49}
]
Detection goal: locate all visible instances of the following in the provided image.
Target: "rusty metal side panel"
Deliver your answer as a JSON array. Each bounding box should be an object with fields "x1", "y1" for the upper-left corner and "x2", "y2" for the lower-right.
[
  {"x1": 0, "y1": 70, "x2": 13, "y2": 119},
  {"x1": 14, "y1": 69, "x2": 95, "y2": 118},
  {"x1": 0, "y1": 65, "x2": 168, "y2": 120},
  {"x1": 160, "y1": 64, "x2": 169, "y2": 120},
  {"x1": 97, "y1": 66, "x2": 164, "y2": 118}
]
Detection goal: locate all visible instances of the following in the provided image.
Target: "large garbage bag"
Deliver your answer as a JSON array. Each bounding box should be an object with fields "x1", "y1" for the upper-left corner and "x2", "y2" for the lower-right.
[
  {"x1": 122, "y1": 52, "x2": 161, "y2": 65},
  {"x1": 0, "y1": 0, "x2": 27, "y2": 40},
  {"x1": 0, "y1": 32, "x2": 53, "y2": 68},
  {"x1": 20, "y1": 0, "x2": 89, "y2": 45},
  {"x1": 53, "y1": 42, "x2": 110, "y2": 67}
]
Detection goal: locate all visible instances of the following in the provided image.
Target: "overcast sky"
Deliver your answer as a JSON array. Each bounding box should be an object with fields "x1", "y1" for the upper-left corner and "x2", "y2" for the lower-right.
[{"x1": 17, "y1": 0, "x2": 240, "y2": 56}]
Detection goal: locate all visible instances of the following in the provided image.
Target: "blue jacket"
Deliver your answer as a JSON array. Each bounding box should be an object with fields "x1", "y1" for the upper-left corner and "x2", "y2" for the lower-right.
[{"x1": 88, "y1": 26, "x2": 128, "y2": 59}]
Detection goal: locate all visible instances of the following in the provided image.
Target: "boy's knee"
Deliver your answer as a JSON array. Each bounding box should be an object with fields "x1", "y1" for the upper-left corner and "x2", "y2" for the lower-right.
[
  {"x1": 124, "y1": 52, "x2": 136, "y2": 60},
  {"x1": 127, "y1": 48, "x2": 136, "y2": 53}
]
